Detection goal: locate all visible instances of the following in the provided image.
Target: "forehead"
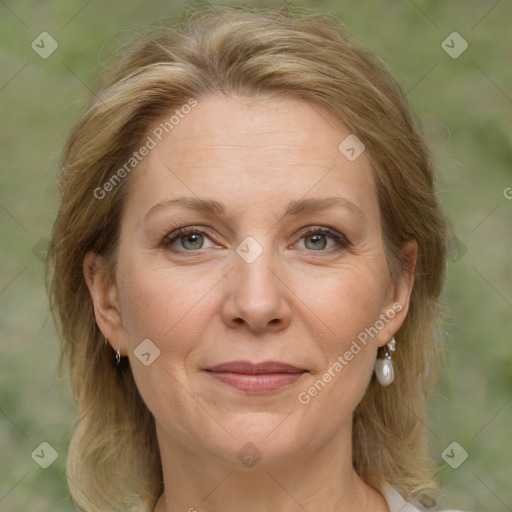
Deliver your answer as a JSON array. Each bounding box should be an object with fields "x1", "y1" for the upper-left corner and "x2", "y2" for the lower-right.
[{"x1": 123, "y1": 94, "x2": 377, "y2": 219}]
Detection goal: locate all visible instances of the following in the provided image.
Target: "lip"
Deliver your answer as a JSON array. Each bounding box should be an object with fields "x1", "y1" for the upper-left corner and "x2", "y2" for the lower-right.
[
  {"x1": 204, "y1": 360, "x2": 308, "y2": 393},
  {"x1": 206, "y1": 360, "x2": 306, "y2": 374}
]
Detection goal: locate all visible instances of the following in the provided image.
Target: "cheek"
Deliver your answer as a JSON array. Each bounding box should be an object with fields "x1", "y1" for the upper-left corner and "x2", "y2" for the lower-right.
[
  {"x1": 292, "y1": 262, "x2": 389, "y2": 404},
  {"x1": 118, "y1": 257, "x2": 221, "y2": 351},
  {"x1": 296, "y1": 261, "x2": 389, "y2": 345},
  {"x1": 116, "y1": 259, "x2": 220, "y2": 428}
]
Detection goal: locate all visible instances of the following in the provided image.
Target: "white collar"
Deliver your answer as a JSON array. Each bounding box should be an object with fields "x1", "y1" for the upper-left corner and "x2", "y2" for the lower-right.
[
  {"x1": 380, "y1": 482, "x2": 424, "y2": 511},
  {"x1": 379, "y1": 481, "x2": 467, "y2": 512}
]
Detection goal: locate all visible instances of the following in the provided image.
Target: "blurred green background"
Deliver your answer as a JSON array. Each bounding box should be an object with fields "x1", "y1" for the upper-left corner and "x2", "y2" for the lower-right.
[{"x1": 1, "y1": 0, "x2": 510, "y2": 510}]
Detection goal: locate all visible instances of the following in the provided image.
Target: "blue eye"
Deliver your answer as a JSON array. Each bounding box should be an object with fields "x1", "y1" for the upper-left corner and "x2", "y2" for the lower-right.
[
  {"x1": 163, "y1": 228, "x2": 217, "y2": 252},
  {"x1": 296, "y1": 227, "x2": 351, "y2": 251},
  {"x1": 177, "y1": 232, "x2": 204, "y2": 250},
  {"x1": 162, "y1": 226, "x2": 351, "y2": 254}
]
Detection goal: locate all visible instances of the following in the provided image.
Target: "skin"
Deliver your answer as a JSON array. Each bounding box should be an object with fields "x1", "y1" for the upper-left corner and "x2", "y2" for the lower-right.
[{"x1": 84, "y1": 93, "x2": 417, "y2": 512}]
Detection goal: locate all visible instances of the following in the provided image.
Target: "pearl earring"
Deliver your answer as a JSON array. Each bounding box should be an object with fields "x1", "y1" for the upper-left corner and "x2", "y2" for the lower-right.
[{"x1": 374, "y1": 337, "x2": 396, "y2": 386}]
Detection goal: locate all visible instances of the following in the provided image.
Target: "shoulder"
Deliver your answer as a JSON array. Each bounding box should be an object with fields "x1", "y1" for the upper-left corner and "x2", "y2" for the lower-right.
[{"x1": 379, "y1": 481, "x2": 470, "y2": 512}]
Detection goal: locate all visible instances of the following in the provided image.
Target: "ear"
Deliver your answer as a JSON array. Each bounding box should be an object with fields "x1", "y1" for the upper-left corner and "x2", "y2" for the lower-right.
[
  {"x1": 376, "y1": 240, "x2": 418, "y2": 347},
  {"x1": 83, "y1": 250, "x2": 128, "y2": 356}
]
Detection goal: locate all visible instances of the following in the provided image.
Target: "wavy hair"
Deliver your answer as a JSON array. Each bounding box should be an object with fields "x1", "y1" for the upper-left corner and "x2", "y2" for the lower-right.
[{"x1": 47, "y1": 4, "x2": 450, "y2": 511}]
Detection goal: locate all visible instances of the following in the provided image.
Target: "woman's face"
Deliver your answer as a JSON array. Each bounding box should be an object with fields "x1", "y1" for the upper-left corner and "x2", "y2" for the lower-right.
[{"x1": 85, "y1": 94, "x2": 415, "y2": 469}]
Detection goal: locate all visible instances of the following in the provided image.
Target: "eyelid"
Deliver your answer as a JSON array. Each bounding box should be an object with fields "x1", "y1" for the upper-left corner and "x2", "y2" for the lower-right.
[
  {"x1": 162, "y1": 225, "x2": 219, "y2": 250},
  {"x1": 294, "y1": 226, "x2": 351, "y2": 248},
  {"x1": 162, "y1": 224, "x2": 352, "y2": 253}
]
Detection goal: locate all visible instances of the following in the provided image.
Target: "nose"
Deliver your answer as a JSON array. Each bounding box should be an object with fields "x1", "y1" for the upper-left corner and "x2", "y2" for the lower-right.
[{"x1": 220, "y1": 241, "x2": 292, "y2": 334}]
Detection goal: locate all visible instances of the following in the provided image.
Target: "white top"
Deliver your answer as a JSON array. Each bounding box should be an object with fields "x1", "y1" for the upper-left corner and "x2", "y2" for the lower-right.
[
  {"x1": 139, "y1": 482, "x2": 468, "y2": 511},
  {"x1": 380, "y1": 481, "x2": 467, "y2": 512}
]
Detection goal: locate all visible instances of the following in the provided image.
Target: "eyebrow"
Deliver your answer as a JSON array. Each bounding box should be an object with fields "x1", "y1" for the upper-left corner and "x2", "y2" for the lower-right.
[{"x1": 144, "y1": 196, "x2": 366, "y2": 222}]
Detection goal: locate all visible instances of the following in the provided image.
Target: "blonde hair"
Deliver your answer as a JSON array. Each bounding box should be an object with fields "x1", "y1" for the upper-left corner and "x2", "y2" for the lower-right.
[{"x1": 47, "y1": 4, "x2": 450, "y2": 511}]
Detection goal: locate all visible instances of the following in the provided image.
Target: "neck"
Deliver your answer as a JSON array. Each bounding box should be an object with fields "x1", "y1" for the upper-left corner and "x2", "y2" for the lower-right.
[{"x1": 152, "y1": 421, "x2": 389, "y2": 512}]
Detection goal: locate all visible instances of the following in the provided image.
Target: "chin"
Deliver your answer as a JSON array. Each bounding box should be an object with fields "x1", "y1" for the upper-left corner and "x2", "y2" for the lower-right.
[{"x1": 204, "y1": 414, "x2": 311, "y2": 469}]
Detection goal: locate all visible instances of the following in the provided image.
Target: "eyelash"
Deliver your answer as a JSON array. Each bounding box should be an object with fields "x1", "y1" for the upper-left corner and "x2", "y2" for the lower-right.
[{"x1": 161, "y1": 226, "x2": 352, "y2": 255}]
